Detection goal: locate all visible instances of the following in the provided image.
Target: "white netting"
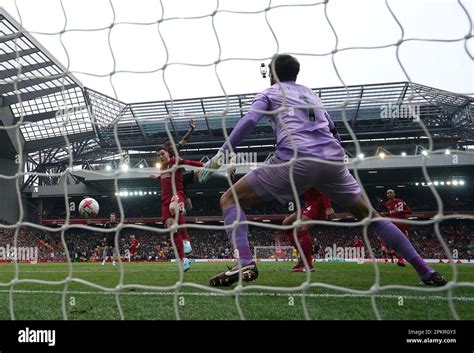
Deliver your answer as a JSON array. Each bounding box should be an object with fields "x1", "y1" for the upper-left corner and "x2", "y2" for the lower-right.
[{"x1": 0, "y1": 0, "x2": 473, "y2": 321}]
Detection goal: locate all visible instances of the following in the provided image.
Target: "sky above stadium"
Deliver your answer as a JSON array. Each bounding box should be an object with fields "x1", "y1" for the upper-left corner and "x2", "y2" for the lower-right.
[{"x1": 1, "y1": 0, "x2": 472, "y2": 102}]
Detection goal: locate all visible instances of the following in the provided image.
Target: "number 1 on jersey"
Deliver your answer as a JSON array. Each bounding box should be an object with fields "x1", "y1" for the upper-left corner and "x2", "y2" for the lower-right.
[{"x1": 299, "y1": 95, "x2": 317, "y2": 122}]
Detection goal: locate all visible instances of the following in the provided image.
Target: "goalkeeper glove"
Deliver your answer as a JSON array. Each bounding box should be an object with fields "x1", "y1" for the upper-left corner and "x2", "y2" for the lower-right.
[{"x1": 198, "y1": 150, "x2": 225, "y2": 183}]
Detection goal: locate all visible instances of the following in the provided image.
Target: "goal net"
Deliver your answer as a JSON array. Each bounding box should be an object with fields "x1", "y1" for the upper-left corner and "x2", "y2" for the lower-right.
[{"x1": 0, "y1": 0, "x2": 472, "y2": 324}]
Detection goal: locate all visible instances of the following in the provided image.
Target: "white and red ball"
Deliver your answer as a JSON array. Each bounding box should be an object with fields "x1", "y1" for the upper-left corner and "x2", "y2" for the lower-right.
[{"x1": 79, "y1": 197, "x2": 100, "y2": 218}]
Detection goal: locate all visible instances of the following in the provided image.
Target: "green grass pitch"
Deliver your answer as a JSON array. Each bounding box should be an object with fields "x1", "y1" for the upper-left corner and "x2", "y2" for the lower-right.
[{"x1": 0, "y1": 262, "x2": 472, "y2": 320}]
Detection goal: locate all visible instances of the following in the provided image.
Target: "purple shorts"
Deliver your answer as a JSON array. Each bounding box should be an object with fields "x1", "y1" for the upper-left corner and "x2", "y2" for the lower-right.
[{"x1": 245, "y1": 155, "x2": 361, "y2": 208}]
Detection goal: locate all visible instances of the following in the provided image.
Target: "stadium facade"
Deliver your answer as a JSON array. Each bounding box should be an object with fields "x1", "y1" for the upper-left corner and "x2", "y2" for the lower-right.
[{"x1": 0, "y1": 7, "x2": 472, "y2": 225}]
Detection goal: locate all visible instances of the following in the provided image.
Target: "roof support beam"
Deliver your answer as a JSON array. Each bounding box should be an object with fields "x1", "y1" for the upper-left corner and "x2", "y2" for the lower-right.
[
  {"x1": 1, "y1": 84, "x2": 77, "y2": 106},
  {"x1": 18, "y1": 105, "x2": 89, "y2": 123},
  {"x1": 396, "y1": 82, "x2": 409, "y2": 114},
  {"x1": 129, "y1": 106, "x2": 148, "y2": 144},
  {"x1": 351, "y1": 86, "x2": 364, "y2": 128},
  {"x1": 82, "y1": 87, "x2": 100, "y2": 139},
  {"x1": 237, "y1": 96, "x2": 244, "y2": 118},
  {"x1": 0, "y1": 32, "x2": 24, "y2": 44},
  {"x1": 0, "y1": 75, "x2": 68, "y2": 95},
  {"x1": 23, "y1": 131, "x2": 94, "y2": 152},
  {"x1": 0, "y1": 61, "x2": 54, "y2": 79},
  {"x1": 0, "y1": 48, "x2": 40, "y2": 63},
  {"x1": 17, "y1": 109, "x2": 61, "y2": 122},
  {"x1": 163, "y1": 102, "x2": 180, "y2": 141},
  {"x1": 200, "y1": 98, "x2": 213, "y2": 138},
  {"x1": 389, "y1": 82, "x2": 409, "y2": 128}
]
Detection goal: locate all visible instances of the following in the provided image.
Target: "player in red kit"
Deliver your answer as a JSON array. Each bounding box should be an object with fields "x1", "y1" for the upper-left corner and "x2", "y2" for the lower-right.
[
  {"x1": 129, "y1": 235, "x2": 140, "y2": 262},
  {"x1": 353, "y1": 236, "x2": 365, "y2": 263},
  {"x1": 163, "y1": 119, "x2": 196, "y2": 254},
  {"x1": 353, "y1": 236, "x2": 363, "y2": 249},
  {"x1": 383, "y1": 189, "x2": 412, "y2": 266},
  {"x1": 282, "y1": 188, "x2": 335, "y2": 272},
  {"x1": 150, "y1": 148, "x2": 204, "y2": 272}
]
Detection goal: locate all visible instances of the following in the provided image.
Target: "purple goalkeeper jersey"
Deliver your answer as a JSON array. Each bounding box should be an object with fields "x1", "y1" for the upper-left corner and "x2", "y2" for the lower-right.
[{"x1": 222, "y1": 81, "x2": 344, "y2": 161}]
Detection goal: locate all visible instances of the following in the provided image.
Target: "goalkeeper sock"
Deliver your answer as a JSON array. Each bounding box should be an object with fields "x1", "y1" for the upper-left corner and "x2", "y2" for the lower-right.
[
  {"x1": 223, "y1": 205, "x2": 252, "y2": 266},
  {"x1": 371, "y1": 220, "x2": 433, "y2": 279}
]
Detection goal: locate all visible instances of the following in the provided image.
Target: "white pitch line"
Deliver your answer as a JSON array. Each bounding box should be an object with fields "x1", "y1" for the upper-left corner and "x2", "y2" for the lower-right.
[
  {"x1": 0, "y1": 269, "x2": 212, "y2": 273},
  {"x1": 0, "y1": 289, "x2": 473, "y2": 302}
]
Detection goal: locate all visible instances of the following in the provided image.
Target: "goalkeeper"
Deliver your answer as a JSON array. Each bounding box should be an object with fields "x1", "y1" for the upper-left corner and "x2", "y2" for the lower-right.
[{"x1": 199, "y1": 54, "x2": 447, "y2": 287}]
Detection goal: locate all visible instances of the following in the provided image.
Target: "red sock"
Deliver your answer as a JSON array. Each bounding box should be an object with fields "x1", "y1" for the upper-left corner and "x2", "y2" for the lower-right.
[
  {"x1": 178, "y1": 214, "x2": 190, "y2": 241},
  {"x1": 286, "y1": 230, "x2": 296, "y2": 247},
  {"x1": 172, "y1": 233, "x2": 185, "y2": 260},
  {"x1": 178, "y1": 227, "x2": 190, "y2": 242},
  {"x1": 298, "y1": 230, "x2": 313, "y2": 266}
]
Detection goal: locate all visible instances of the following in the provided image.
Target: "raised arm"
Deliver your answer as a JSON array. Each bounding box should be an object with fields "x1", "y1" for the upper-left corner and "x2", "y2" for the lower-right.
[
  {"x1": 179, "y1": 159, "x2": 205, "y2": 167},
  {"x1": 402, "y1": 200, "x2": 412, "y2": 214},
  {"x1": 178, "y1": 118, "x2": 195, "y2": 147}
]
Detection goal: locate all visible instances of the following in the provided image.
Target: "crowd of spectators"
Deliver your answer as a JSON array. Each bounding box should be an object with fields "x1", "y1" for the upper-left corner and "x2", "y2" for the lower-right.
[
  {"x1": 309, "y1": 221, "x2": 473, "y2": 260},
  {"x1": 0, "y1": 220, "x2": 472, "y2": 262}
]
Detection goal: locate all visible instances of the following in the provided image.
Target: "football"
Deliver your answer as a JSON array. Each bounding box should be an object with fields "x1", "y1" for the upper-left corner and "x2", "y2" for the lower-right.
[{"x1": 79, "y1": 197, "x2": 100, "y2": 218}]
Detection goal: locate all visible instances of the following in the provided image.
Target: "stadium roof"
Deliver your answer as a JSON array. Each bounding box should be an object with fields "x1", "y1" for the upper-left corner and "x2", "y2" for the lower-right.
[
  {"x1": 0, "y1": 8, "x2": 97, "y2": 152},
  {"x1": 0, "y1": 7, "x2": 473, "y2": 156},
  {"x1": 91, "y1": 81, "x2": 473, "y2": 151}
]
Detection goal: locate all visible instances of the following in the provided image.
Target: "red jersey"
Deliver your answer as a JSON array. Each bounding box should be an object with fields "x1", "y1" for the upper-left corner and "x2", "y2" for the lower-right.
[
  {"x1": 130, "y1": 239, "x2": 139, "y2": 248},
  {"x1": 303, "y1": 188, "x2": 332, "y2": 209},
  {"x1": 157, "y1": 157, "x2": 204, "y2": 202},
  {"x1": 384, "y1": 198, "x2": 411, "y2": 220},
  {"x1": 353, "y1": 238, "x2": 363, "y2": 248}
]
